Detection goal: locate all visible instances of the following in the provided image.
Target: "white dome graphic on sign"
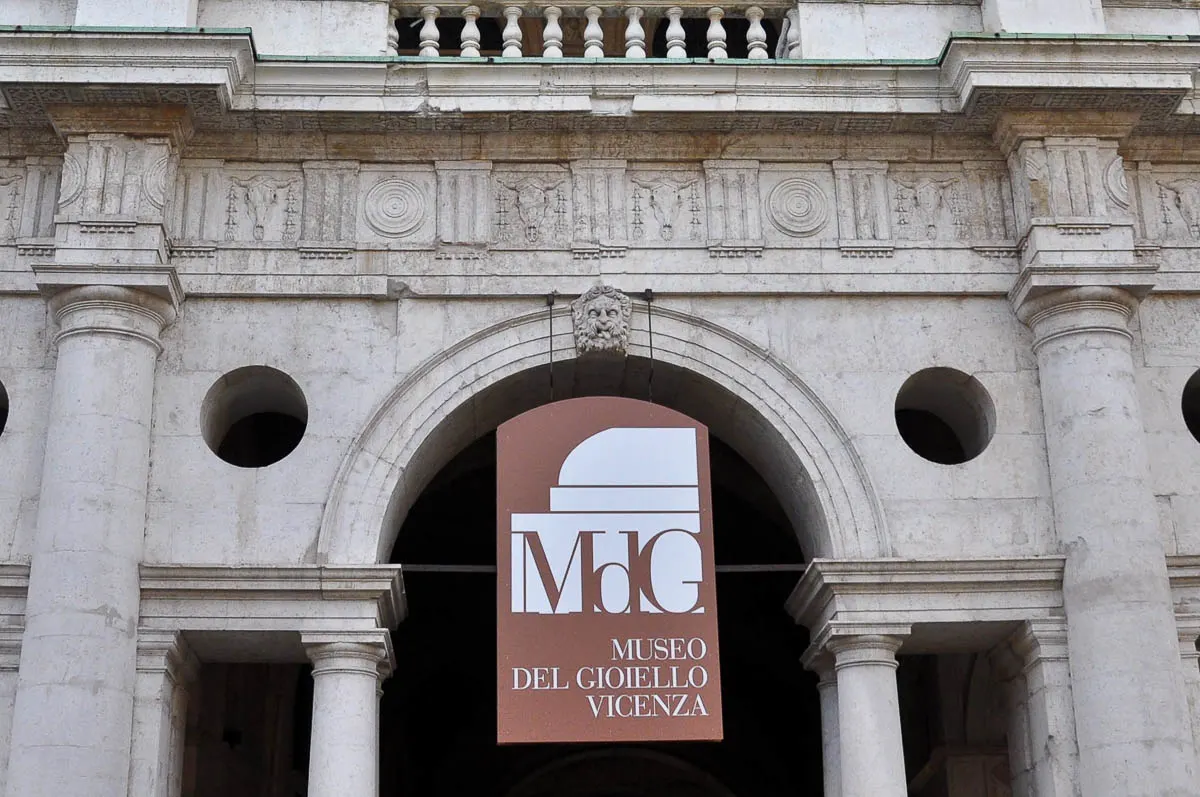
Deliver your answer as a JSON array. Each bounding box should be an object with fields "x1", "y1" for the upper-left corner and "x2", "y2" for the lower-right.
[{"x1": 551, "y1": 428, "x2": 699, "y2": 513}]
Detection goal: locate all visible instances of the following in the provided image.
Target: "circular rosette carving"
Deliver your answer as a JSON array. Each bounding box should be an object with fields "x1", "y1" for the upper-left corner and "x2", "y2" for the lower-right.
[
  {"x1": 364, "y1": 178, "x2": 426, "y2": 237},
  {"x1": 142, "y1": 156, "x2": 171, "y2": 210},
  {"x1": 58, "y1": 154, "x2": 83, "y2": 209},
  {"x1": 1105, "y1": 157, "x2": 1130, "y2": 209},
  {"x1": 767, "y1": 178, "x2": 830, "y2": 237}
]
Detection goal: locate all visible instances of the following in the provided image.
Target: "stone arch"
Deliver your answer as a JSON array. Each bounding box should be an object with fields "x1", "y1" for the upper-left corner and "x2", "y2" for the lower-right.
[{"x1": 317, "y1": 304, "x2": 887, "y2": 564}]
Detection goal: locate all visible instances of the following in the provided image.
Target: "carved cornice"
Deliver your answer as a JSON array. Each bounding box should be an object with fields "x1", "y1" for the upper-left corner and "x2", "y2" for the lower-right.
[
  {"x1": 0, "y1": 33, "x2": 1198, "y2": 134},
  {"x1": 138, "y1": 565, "x2": 407, "y2": 664}
]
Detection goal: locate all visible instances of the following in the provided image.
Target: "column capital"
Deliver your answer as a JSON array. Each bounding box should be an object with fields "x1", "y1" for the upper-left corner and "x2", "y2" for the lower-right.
[
  {"x1": 39, "y1": 284, "x2": 179, "y2": 353},
  {"x1": 302, "y1": 630, "x2": 395, "y2": 681},
  {"x1": 827, "y1": 634, "x2": 906, "y2": 671},
  {"x1": 1012, "y1": 285, "x2": 1140, "y2": 351}
]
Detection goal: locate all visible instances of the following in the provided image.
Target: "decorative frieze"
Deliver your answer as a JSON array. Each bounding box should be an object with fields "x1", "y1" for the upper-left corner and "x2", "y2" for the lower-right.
[
  {"x1": 224, "y1": 172, "x2": 302, "y2": 243},
  {"x1": 493, "y1": 166, "x2": 571, "y2": 246},
  {"x1": 571, "y1": 159, "x2": 627, "y2": 258},
  {"x1": 436, "y1": 161, "x2": 491, "y2": 246},
  {"x1": 302, "y1": 161, "x2": 359, "y2": 243},
  {"x1": 629, "y1": 168, "x2": 706, "y2": 244},
  {"x1": 703, "y1": 160, "x2": 763, "y2": 256},
  {"x1": 833, "y1": 161, "x2": 892, "y2": 257}
]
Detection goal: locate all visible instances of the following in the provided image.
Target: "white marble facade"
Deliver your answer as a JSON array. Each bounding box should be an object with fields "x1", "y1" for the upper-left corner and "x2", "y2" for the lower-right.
[{"x1": 4, "y1": 1, "x2": 1200, "y2": 796}]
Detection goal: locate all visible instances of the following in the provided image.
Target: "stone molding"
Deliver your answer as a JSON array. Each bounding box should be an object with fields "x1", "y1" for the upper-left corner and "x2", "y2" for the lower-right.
[
  {"x1": 138, "y1": 565, "x2": 406, "y2": 663},
  {"x1": 0, "y1": 564, "x2": 29, "y2": 673},
  {"x1": 789, "y1": 557, "x2": 1067, "y2": 659}
]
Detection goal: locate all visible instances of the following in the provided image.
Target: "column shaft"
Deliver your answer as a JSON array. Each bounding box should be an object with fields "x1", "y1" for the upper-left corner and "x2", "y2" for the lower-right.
[
  {"x1": 817, "y1": 667, "x2": 842, "y2": 797},
  {"x1": 5, "y1": 286, "x2": 174, "y2": 797},
  {"x1": 829, "y1": 635, "x2": 907, "y2": 797},
  {"x1": 1021, "y1": 287, "x2": 1196, "y2": 795},
  {"x1": 306, "y1": 639, "x2": 389, "y2": 797}
]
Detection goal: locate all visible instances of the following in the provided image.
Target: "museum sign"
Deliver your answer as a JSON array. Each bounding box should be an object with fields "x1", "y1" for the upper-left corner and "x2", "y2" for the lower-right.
[{"x1": 497, "y1": 397, "x2": 724, "y2": 744}]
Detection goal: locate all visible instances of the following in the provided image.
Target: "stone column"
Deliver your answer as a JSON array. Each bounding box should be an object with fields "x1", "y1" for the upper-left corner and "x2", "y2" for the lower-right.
[
  {"x1": 802, "y1": 651, "x2": 841, "y2": 797},
  {"x1": 4, "y1": 286, "x2": 177, "y2": 797},
  {"x1": 1017, "y1": 287, "x2": 1196, "y2": 795},
  {"x1": 827, "y1": 634, "x2": 907, "y2": 797},
  {"x1": 128, "y1": 631, "x2": 199, "y2": 797},
  {"x1": 304, "y1": 632, "x2": 393, "y2": 797},
  {"x1": 4, "y1": 107, "x2": 186, "y2": 797}
]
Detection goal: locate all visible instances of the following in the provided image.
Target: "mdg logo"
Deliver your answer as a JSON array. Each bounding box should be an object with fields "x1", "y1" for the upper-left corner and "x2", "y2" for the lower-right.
[{"x1": 510, "y1": 427, "x2": 706, "y2": 615}]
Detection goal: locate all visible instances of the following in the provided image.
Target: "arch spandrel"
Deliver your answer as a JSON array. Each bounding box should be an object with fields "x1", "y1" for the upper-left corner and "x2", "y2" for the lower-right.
[{"x1": 317, "y1": 305, "x2": 887, "y2": 565}]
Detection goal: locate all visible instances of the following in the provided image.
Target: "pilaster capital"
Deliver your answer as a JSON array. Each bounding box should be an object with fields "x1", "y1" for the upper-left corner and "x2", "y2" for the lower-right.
[
  {"x1": 1012, "y1": 285, "x2": 1139, "y2": 351},
  {"x1": 136, "y1": 629, "x2": 200, "y2": 686},
  {"x1": 1010, "y1": 618, "x2": 1069, "y2": 672},
  {"x1": 302, "y1": 630, "x2": 395, "y2": 681}
]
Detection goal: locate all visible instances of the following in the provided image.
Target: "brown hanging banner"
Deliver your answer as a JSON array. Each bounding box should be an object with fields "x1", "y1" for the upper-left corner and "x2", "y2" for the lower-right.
[{"x1": 496, "y1": 397, "x2": 724, "y2": 744}]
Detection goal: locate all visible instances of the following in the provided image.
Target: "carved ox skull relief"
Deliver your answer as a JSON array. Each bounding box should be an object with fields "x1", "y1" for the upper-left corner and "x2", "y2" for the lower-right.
[{"x1": 571, "y1": 284, "x2": 632, "y2": 357}]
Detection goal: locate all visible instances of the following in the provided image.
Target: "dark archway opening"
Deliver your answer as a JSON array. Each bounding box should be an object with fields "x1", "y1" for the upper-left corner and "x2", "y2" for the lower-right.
[{"x1": 382, "y1": 421, "x2": 820, "y2": 796}]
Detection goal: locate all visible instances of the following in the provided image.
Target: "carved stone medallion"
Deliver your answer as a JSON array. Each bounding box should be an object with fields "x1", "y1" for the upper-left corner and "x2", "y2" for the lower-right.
[
  {"x1": 141, "y1": 155, "x2": 171, "y2": 211},
  {"x1": 1105, "y1": 157, "x2": 1130, "y2": 210},
  {"x1": 571, "y1": 284, "x2": 632, "y2": 357},
  {"x1": 364, "y1": 177, "x2": 426, "y2": 237},
  {"x1": 767, "y1": 177, "x2": 829, "y2": 237},
  {"x1": 58, "y1": 153, "x2": 83, "y2": 210}
]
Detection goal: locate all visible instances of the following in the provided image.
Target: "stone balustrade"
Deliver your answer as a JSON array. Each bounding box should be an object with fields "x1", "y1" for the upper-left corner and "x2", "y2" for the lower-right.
[{"x1": 388, "y1": 3, "x2": 797, "y2": 59}]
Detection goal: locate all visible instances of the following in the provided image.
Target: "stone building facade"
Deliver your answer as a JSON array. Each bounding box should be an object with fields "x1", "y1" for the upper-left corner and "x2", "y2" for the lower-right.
[{"x1": 3, "y1": 1, "x2": 1200, "y2": 796}]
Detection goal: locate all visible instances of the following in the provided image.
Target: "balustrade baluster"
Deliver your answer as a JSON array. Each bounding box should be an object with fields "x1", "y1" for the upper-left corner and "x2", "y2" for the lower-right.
[
  {"x1": 665, "y1": 7, "x2": 687, "y2": 59},
  {"x1": 419, "y1": 6, "x2": 441, "y2": 57},
  {"x1": 625, "y1": 7, "x2": 646, "y2": 58},
  {"x1": 543, "y1": 6, "x2": 564, "y2": 57},
  {"x1": 706, "y1": 7, "x2": 727, "y2": 59},
  {"x1": 387, "y1": 6, "x2": 400, "y2": 55},
  {"x1": 584, "y1": 6, "x2": 605, "y2": 58},
  {"x1": 460, "y1": 6, "x2": 483, "y2": 57},
  {"x1": 746, "y1": 6, "x2": 768, "y2": 59},
  {"x1": 784, "y1": 8, "x2": 800, "y2": 58},
  {"x1": 502, "y1": 6, "x2": 524, "y2": 57}
]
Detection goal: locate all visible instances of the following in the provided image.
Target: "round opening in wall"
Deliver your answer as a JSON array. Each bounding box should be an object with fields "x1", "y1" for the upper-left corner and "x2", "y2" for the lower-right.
[
  {"x1": 1181, "y1": 370, "x2": 1200, "y2": 443},
  {"x1": 0, "y1": 379, "x2": 8, "y2": 439},
  {"x1": 201, "y1": 366, "x2": 308, "y2": 469},
  {"x1": 895, "y1": 367, "x2": 995, "y2": 465}
]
